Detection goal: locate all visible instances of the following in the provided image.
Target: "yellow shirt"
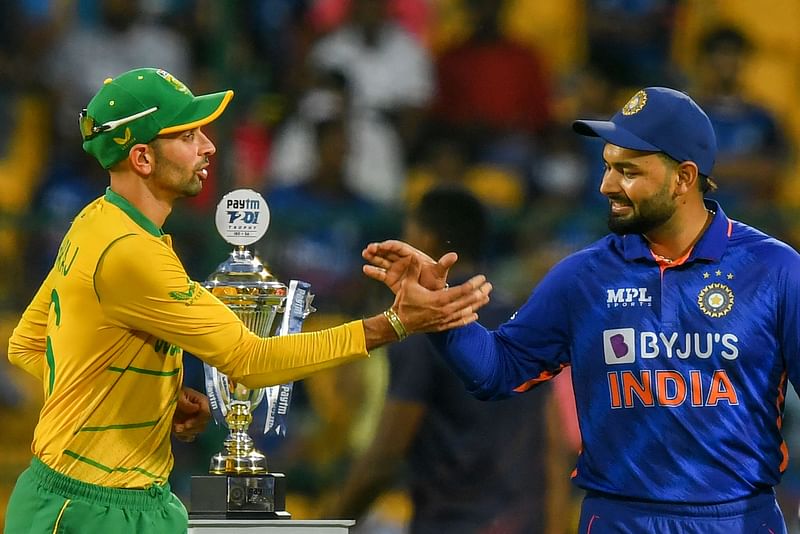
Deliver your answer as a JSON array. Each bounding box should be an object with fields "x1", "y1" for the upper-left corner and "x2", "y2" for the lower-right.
[{"x1": 8, "y1": 188, "x2": 368, "y2": 488}]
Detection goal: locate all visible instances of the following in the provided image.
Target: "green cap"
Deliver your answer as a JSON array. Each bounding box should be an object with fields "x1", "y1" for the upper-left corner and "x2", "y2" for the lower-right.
[{"x1": 80, "y1": 68, "x2": 234, "y2": 169}]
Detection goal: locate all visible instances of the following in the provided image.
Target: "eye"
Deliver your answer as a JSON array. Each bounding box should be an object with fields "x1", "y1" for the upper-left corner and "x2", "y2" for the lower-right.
[
  {"x1": 183, "y1": 131, "x2": 195, "y2": 140},
  {"x1": 623, "y1": 169, "x2": 638, "y2": 179}
]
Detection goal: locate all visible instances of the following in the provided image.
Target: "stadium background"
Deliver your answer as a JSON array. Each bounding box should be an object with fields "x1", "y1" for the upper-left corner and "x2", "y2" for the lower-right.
[{"x1": 2, "y1": 0, "x2": 800, "y2": 531}]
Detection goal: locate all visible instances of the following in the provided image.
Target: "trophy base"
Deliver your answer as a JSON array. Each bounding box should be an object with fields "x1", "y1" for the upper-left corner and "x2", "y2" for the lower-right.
[{"x1": 189, "y1": 473, "x2": 290, "y2": 519}]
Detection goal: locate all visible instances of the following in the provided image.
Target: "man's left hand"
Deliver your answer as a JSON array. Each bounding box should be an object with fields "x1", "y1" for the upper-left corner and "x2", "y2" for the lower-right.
[{"x1": 172, "y1": 386, "x2": 211, "y2": 442}]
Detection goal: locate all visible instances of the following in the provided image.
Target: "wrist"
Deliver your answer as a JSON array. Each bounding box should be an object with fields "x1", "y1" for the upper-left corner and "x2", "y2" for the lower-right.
[
  {"x1": 362, "y1": 310, "x2": 407, "y2": 351},
  {"x1": 383, "y1": 308, "x2": 408, "y2": 341}
]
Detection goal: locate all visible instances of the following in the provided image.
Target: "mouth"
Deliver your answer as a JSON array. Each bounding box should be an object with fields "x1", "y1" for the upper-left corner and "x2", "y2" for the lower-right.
[
  {"x1": 608, "y1": 200, "x2": 633, "y2": 216},
  {"x1": 196, "y1": 167, "x2": 208, "y2": 181}
]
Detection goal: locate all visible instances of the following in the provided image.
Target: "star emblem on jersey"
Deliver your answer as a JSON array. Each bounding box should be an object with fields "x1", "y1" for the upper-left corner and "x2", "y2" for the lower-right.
[
  {"x1": 697, "y1": 283, "x2": 734, "y2": 318},
  {"x1": 622, "y1": 90, "x2": 647, "y2": 115}
]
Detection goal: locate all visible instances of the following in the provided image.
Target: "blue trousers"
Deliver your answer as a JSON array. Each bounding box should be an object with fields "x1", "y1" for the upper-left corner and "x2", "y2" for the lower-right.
[{"x1": 578, "y1": 490, "x2": 786, "y2": 533}]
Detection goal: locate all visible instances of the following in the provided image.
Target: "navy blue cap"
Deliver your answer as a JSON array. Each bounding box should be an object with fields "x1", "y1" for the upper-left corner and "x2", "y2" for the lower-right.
[{"x1": 572, "y1": 87, "x2": 717, "y2": 176}]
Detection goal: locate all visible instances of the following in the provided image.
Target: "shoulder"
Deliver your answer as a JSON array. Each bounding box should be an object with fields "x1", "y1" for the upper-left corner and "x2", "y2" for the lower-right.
[
  {"x1": 729, "y1": 220, "x2": 800, "y2": 266},
  {"x1": 547, "y1": 235, "x2": 618, "y2": 278}
]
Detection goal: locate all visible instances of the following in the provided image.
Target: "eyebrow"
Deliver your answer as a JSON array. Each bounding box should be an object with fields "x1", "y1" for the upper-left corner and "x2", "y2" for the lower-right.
[{"x1": 603, "y1": 159, "x2": 643, "y2": 169}]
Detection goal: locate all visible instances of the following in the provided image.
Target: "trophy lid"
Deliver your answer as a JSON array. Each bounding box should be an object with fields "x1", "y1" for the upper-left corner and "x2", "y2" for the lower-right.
[{"x1": 204, "y1": 248, "x2": 287, "y2": 305}]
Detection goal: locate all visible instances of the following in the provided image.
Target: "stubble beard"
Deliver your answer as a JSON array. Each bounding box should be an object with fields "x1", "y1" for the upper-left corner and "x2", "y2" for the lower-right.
[
  {"x1": 153, "y1": 156, "x2": 204, "y2": 198},
  {"x1": 607, "y1": 183, "x2": 676, "y2": 236}
]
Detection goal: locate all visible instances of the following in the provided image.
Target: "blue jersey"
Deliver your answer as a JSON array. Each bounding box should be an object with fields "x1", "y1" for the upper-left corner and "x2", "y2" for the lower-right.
[{"x1": 432, "y1": 200, "x2": 800, "y2": 503}]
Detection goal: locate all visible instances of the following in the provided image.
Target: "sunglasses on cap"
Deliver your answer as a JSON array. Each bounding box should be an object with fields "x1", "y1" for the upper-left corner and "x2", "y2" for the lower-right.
[{"x1": 79, "y1": 106, "x2": 158, "y2": 140}]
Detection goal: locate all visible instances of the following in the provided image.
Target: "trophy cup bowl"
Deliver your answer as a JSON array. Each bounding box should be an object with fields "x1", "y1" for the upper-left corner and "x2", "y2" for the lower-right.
[
  {"x1": 204, "y1": 247, "x2": 286, "y2": 476},
  {"x1": 191, "y1": 246, "x2": 292, "y2": 519}
]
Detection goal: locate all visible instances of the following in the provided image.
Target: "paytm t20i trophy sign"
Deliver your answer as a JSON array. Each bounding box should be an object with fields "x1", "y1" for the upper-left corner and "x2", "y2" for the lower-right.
[{"x1": 190, "y1": 189, "x2": 315, "y2": 519}]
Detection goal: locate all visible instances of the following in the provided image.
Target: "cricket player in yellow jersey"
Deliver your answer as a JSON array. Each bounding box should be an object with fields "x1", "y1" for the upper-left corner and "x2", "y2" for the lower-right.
[{"x1": 4, "y1": 67, "x2": 491, "y2": 534}]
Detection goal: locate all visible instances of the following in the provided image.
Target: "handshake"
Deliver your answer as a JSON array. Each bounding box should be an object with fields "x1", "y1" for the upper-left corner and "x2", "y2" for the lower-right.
[{"x1": 361, "y1": 239, "x2": 493, "y2": 344}]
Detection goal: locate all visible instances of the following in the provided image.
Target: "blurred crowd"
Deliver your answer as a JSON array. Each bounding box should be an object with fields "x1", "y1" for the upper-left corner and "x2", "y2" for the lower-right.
[{"x1": 2, "y1": 0, "x2": 800, "y2": 532}]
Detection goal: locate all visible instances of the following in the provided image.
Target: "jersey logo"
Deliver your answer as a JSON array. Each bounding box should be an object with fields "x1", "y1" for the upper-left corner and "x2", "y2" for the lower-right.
[
  {"x1": 169, "y1": 280, "x2": 199, "y2": 304},
  {"x1": 602, "y1": 328, "x2": 740, "y2": 363},
  {"x1": 606, "y1": 287, "x2": 652, "y2": 308},
  {"x1": 698, "y1": 282, "x2": 734, "y2": 318},
  {"x1": 603, "y1": 328, "x2": 635, "y2": 364}
]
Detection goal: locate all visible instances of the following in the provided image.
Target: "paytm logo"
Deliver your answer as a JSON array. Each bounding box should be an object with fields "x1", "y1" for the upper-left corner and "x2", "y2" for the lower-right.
[
  {"x1": 607, "y1": 287, "x2": 652, "y2": 307},
  {"x1": 603, "y1": 328, "x2": 635, "y2": 364}
]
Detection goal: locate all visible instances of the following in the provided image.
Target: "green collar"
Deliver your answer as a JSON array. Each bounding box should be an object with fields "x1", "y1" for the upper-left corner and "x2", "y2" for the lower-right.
[{"x1": 104, "y1": 187, "x2": 164, "y2": 237}]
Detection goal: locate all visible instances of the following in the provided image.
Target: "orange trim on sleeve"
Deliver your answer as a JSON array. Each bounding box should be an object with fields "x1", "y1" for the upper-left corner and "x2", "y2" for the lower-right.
[{"x1": 513, "y1": 363, "x2": 569, "y2": 393}]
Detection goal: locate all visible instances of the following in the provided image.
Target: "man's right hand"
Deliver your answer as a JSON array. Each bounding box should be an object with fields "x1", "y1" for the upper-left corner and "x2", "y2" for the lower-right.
[{"x1": 362, "y1": 240, "x2": 454, "y2": 293}]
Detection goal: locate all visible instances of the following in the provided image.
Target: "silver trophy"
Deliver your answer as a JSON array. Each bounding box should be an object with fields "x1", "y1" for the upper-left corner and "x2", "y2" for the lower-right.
[{"x1": 190, "y1": 189, "x2": 314, "y2": 519}]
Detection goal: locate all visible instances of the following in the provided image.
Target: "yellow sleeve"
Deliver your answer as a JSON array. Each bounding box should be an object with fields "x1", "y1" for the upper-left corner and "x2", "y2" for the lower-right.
[
  {"x1": 94, "y1": 235, "x2": 368, "y2": 388},
  {"x1": 8, "y1": 272, "x2": 53, "y2": 378}
]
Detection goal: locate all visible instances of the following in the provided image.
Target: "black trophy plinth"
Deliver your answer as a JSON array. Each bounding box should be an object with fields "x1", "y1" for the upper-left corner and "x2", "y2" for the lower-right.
[{"x1": 189, "y1": 473, "x2": 291, "y2": 519}]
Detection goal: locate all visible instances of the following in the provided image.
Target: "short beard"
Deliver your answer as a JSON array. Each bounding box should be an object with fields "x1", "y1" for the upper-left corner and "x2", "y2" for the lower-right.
[
  {"x1": 607, "y1": 185, "x2": 676, "y2": 236},
  {"x1": 151, "y1": 142, "x2": 203, "y2": 198}
]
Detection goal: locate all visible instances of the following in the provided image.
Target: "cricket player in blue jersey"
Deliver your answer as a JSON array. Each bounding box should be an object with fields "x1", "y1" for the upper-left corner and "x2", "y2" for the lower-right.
[{"x1": 362, "y1": 86, "x2": 798, "y2": 533}]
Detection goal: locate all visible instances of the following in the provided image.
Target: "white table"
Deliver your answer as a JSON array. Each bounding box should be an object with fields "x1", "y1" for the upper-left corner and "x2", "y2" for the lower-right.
[{"x1": 188, "y1": 519, "x2": 355, "y2": 533}]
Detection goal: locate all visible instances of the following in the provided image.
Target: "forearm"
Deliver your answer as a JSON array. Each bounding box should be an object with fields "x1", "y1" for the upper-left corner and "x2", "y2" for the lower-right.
[
  {"x1": 428, "y1": 323, "x2": 506, "y2": 399},
  {"x1": 7, "y1": 345, "x2": 44, "y2": 378},
  {"x1": 215, "y1": 321, "x2": 370, "y2": 389},
  {"x1": 8, "y1": 277, "x2": 52, "y2": 378}
]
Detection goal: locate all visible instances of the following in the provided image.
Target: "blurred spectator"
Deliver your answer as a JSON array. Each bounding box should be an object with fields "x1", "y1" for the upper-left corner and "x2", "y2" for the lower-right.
[
  {"x1": 585, "y1": 0, "x2": 682, "y2": 88},
  {"x1": 424, "y1": 0, "x2": 553, "y2": 218},
  {"x1": 264, "y1": 112, "x2": 397, "y2": 318},
  {"x1": 431, "y1": 0, "x2": 552, "y2": 137},
  {"x1": 43, "y1": 0, "x2": 190, "y2": 149},
  {"x1": 691, "y1": 25, "x2": 792, "y2": 227},
  {"x1": 320, "y1": 186, "x2": 571, "y2": 533},
  {"x1": 0, "y1": 2, "x2": 57, "y2": 307},
  {"x1": 309, "y1": 0, "x2": 433, "y2": 200},
  {"x1": 308, "y1": 0, "x2": 433, "y2": 44},
  {"x1": 267, "y1": 67, "x2": 405, "y2": 206}
]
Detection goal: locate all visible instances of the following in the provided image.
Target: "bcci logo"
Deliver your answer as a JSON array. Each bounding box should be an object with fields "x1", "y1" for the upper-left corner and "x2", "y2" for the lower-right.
[
  {"x1": 622, "y1": 90, "x2": 647, "y2": 115},
  {"x1": 698, "y1": 283, "x2": 734, "y2": 318}
]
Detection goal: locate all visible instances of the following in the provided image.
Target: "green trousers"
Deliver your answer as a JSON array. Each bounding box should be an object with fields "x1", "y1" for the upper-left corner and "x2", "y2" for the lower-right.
[{"x1": 4, "y1": 458, "x2": 187, "y2": 533}]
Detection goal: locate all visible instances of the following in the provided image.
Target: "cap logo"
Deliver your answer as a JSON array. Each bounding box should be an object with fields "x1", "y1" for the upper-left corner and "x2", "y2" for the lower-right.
[
  {"x1": 156, "y1": 69, "x2": 190, "y2": 95},
  {"x1": 113, "y1": 127, "x2": 132, "y2": 145},
  {"x1": 622, "y1": 90, "x2": 648, "y2": 116}
]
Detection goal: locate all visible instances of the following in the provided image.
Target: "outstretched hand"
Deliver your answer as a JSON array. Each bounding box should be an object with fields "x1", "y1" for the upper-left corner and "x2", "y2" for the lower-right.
[
  {"x1": 391, "y1": 253, "x2": 492, "y2": 334},
  {"x1": 363, "y1": 240, "x2": 455, "y2": 293},
  {"x1": 172, "y1": 386, "x2": 211, "y2": 443}
]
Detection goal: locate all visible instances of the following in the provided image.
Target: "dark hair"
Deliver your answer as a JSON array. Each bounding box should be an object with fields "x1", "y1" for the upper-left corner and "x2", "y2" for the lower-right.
[
  {"x1": 413, "y1": 185, "x2": 488, "y2": 261},
  {"x1": 657, "y1": 153, "x2": 717, "y2": 193}
]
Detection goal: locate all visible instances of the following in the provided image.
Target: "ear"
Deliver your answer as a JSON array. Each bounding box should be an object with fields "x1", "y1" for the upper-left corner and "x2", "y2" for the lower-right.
[
  {"x1": 128, "y1": 143, "x2": 155, "y2": 176},
  {"x1": 674, "y1": 161, "x2": 700, "y2": 196}
]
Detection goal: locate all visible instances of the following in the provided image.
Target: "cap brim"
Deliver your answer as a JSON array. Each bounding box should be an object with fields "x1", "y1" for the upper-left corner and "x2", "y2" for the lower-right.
[
  {"x1": 572, "y1": 119, "x2": 661, "y2": 153},
  {"x1": 159, "y1": 90, "x2": 234, "y2": 135}
]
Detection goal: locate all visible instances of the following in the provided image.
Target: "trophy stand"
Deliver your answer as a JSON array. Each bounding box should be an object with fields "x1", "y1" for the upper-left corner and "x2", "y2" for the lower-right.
[{"x1": 190, "y1": 190, "x2": 302, "y2": 520}]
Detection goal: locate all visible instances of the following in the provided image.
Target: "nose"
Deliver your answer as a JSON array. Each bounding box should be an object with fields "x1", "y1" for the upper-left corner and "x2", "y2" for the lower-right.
[
  {"x1": 198, "y1": 129, "x2": 216, "y2": 156},
  {"x1": 599, "y1": 167, "x2": 622, "y2": 198}
]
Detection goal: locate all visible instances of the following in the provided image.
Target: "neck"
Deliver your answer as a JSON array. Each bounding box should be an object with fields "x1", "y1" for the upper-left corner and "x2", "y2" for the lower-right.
[
  {"x1": 109, "y1": 174, "x2": 172, "y2": 228},
  {"x1": 645, "y1": 200, "x2": 712, "y2": 261}
]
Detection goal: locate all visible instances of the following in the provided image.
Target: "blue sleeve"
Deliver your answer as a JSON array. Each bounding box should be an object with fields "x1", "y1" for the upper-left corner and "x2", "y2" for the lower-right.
[
  {"x1": 777, "y1": 249, "x2": 800, "y2": 395},
  {"x1": 429, "y1": 256, "x2": 576, "y2": 400}
]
